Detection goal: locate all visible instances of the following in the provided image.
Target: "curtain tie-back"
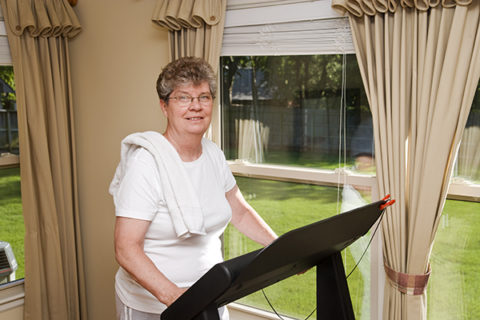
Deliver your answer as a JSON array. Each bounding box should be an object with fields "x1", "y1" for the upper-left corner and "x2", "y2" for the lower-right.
[{"x1": 384, "y1": 263, "x2": 431, "y2": 295}]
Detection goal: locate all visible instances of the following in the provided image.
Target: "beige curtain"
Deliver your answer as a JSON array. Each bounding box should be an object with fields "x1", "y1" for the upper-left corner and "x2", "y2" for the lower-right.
[
  {"x1": 152, "y1": 0, "x2": 226, "y2": 74},
  {"x1": 331, "y1": 1, "x2": 480, "y2": 319},
  {"x1": 332, "y1": 0, "x2": 474, "y2": 17},
  {"x1": 0, "y1": 0, "x2": 86, "y2": 319},
  {"x1": 235, "y1": 118, "x2": 269, "y2": 163}
]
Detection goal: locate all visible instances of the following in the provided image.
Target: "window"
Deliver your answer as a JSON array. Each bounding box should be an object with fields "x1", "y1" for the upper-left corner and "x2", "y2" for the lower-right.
[
  {"x1": 224, "y1": 178, "x2": 375, "y2": 318},
  {"x1": 0, "y1": 16, "x2": 23, "y2": 287},
  {"x1": 221, "y1": 55, "x2": 373, "y2": 173},
  {"x1": 0, "y1": 66, "x2": 17, "y2": 154},
  {"x1": 428, "y1": 199, "x2": 480, "y2": 320},
  {"x1": 0, "y1": 65, "x2": 23, "y2": 285},
  {"x1": 453, "y1": 87, "x2": 480, "y2": 185},
  {"x1": 218, "y1": 1, "x2": 480, "y2": 319},
  {"x1": 221, "y1": 53, "x2": 376, "y2": 318},
  {"x1": 427, "y1": 86, "x2": 480, "y2": 320},
  {"x1": 218, "y1": 2, "x2": 379, "y2": 318}
]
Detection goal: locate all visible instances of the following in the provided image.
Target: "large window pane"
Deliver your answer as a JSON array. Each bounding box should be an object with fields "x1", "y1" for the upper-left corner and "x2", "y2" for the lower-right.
[
  {"x1": 428, "y1": 199, "x2": 480, "y2": 319},
  {"x1": 221, "y1": 55, "x2": 374, "y2": 174},
  {"x1": 224, "y1": 177, "x2": 374, "y2": 319},
  {"x1": 0, "y1": 65, "x2": 22, "y2": 284},
  {"x1": 0, "y1": 66, "x2": 18, "y2": 155},
  {"x1": 221, "y1": 54, "x2": 480, "y2": 320},
  {"x1": 454, "y1": 85, "x2": 480, "y2": 184},
  {"x1": 0, "y1": 166, "x2": 24, "y2": 282},
  {"x1": 431, "y1": 80, "x2": 480, "y2": 319}
]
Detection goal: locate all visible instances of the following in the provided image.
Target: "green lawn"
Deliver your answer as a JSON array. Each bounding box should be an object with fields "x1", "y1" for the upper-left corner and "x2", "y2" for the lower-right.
[
  {"x1": 224, "y1": 177, "x2": 373, "y2": 319},
  {"x1": 0, "y1": 166, "x2": 25, "y2": 280},
  {"x1": 428, "y1": 200, "x2": 480, "y2": 319},
  {"x1": 0, "y1": 168, "x2": 479, "y2": 320},
  {"x1": 264, "y1": 150, "x2": 356, "y2": 170},
  {"x1": 226, "y1": 176, "x2": 480, "y2": 320}
]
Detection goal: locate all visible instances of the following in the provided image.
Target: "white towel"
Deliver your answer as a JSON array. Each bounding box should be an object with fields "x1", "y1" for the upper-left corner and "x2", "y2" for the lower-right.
[{"x1": 109, "y1": 131, "x2": 206, "y2": 238}]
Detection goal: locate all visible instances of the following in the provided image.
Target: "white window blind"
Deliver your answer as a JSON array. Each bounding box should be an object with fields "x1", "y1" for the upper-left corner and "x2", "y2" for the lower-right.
[
  {"x1": 0, "y1": 22, "x2": 12, "y2": 65},
  {"x1": 0, "y1": 3, "x2": 12, "y2": 65},
  {"x1": 222, "y1": 0, "x2": 354, "y2": 56}
]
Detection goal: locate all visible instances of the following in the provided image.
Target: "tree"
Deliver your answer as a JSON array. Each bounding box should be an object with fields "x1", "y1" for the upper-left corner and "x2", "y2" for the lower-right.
[{"x1": 0, "y1": 66, "x2": 16, "y2": 110}]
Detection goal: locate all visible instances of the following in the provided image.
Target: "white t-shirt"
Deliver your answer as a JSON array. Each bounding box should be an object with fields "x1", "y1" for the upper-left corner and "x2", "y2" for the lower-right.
[{"x1": 113, "y1": 138, "x2": 236, "y2": 315}]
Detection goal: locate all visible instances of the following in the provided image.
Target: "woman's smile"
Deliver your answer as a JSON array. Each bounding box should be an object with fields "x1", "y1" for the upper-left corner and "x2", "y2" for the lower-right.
[
  {"x1": 185, "y1": 116, "x2": 204, "y2": 121},
  {"x1": 160, "y1": 81, "x2": 213, "y2": 138}
]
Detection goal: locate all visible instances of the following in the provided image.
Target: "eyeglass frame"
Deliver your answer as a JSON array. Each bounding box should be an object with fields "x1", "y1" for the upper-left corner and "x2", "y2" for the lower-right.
[{"x1": 166, "y1": 93, "x2": 215, "y2": 106}]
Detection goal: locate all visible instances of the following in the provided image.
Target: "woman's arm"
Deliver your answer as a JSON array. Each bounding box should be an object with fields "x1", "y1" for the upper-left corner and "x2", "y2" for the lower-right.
[
  {"x1": 226, "y1": 185, "x2": 278, "y2": 247},
  {"x1": 114, "y1": 217, "x2": 187, "y2": 306}
]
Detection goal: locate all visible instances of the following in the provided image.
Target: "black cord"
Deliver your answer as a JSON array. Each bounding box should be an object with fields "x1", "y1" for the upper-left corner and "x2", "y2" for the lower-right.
[
  {"x1": 345, "y1": 211, "x2": 385, "y2": 279},
  {"x1": 262, "y1": 290, "x2": 287, "y2": 320},
  {"x1": 262, "y1": 210, "x2": 386, "y2": 320},
  {"x1": 303, "y1": 306, "x2": 316, "y2": 320}
]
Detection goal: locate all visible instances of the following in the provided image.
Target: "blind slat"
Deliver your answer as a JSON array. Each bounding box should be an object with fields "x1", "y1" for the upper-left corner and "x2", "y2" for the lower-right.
[{"x1": 221, "y1": 17, "x2": 354, "y2": 56}]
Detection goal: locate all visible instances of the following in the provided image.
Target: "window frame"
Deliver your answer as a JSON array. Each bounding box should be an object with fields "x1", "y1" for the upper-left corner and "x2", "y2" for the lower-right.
[
  {"x1": 218, "y1": 0, "x2": 480, "y2": 201},
  {"x1": 215, "y1": 1, "x2": 385, "y2": 319},
  {"x1": 0, "y1": 18, "x2": 25, "y2": 312},
  {"x1": 0, "y1": 153, "x2": 19, "y2": 167},
  {"x1": 214, "y1": 1, "x2": 480, "y2": 319}
]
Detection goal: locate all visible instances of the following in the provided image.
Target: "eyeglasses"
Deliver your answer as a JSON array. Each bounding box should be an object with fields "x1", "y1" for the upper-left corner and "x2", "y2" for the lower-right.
[{"x1": 167, "y1": 94, "x2": 214, "y2": 106}]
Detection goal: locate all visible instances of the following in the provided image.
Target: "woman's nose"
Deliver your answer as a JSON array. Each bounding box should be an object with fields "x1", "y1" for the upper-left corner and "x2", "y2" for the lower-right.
[{"x1": 188, "y1": 99, "x2": 202, "y2": 110}]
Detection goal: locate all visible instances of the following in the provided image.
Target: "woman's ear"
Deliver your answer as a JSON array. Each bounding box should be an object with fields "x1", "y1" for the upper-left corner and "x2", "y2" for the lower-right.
[{"x1": 159, "y1": 99, "x2": 168, "y2": 118}]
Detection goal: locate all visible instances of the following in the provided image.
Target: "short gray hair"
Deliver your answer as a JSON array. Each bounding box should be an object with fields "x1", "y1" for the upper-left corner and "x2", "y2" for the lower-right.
[{"x1": 156, "y1": 57, "x2": 216, "y2": 101}]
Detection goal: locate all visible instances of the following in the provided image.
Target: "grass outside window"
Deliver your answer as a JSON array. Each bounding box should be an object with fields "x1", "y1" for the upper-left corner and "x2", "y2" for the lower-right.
[
  {"x1": 224, "y1": 177, "x2": 373, "y2": 319},
  {"x1": 0, "y1": 167, "x2": 479, "y2": 320},
  {"x1": 225, "y1": 176, "x2": 480, "y2": 320},
  {"x1": 0, "y1": 166, "x2": 24, "y2": 281}
]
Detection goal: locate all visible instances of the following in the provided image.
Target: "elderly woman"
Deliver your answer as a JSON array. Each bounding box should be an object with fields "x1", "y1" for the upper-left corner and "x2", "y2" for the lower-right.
[{"x1": 110, "y1": 57, "x2": 278, "y2": 320}]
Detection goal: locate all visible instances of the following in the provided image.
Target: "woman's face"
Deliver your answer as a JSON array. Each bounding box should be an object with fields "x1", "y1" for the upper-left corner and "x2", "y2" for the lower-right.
[{"x1": 160, "y1": 81, "x2": 213, "y2": 139}]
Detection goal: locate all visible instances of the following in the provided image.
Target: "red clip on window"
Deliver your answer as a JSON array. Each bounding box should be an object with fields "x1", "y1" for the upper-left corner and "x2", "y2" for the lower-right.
[{"x1": 379, "y1": 194, "x2": 395, "y2": 210}]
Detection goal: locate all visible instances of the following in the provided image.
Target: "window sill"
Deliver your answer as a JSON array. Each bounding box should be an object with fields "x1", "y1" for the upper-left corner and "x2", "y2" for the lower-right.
[
  {"x1": 228, "y1": 302, "x2": 297, "y2": 320},
  {"x1": 0, "y1": 153, "x2": 19, "y2": 168},
  {"x1": 227, "y1": 160, "x2": 376, "y2": 189},
  {"x1": 228, "y1": 160, "x2": 480, "y2": 202},
  {"x1": 0, "y1": 279, "x2": 24, "y2": 312},
  {"x1": 448, "y1": 180, "x2": 480, "y2": 202}
]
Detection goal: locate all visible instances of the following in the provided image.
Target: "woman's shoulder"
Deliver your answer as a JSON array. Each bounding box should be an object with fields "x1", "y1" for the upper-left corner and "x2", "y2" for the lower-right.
[
  {"x1": 201, "y1": 138, "x2": 222, "y2": 153},
  {"x1": 201, "y1": 138, "x2": 227, "y2": 162},
  {"x1": 127, "y1": 147, "x2": 157, "y2": 169},
  {"x1": 122, "y1": 130, "x2": 164, "y2": 143}
]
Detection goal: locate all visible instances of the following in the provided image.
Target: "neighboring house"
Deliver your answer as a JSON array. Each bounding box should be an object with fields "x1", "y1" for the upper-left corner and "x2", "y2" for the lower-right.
[{"x1": 0, "y1": 76, "x2": 17, "y2": 154}]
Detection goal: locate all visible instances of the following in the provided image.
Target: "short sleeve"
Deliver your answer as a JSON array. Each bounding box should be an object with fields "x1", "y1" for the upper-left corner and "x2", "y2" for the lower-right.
[
  {"x1": 202, "y1": 139, "x2": 236, "y2": 192},
  {"x1": 113, "y1": 148, "x2": 164, "y2": 221}
]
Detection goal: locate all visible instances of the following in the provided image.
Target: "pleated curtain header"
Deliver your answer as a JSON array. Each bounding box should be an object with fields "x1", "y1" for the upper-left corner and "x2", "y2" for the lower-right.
[
  {"x1": 331, "y1": 0, "x2": 473, "y2": 17},
  {"x1": 1, "y1": 0, "x2": 81, "y2": 38},
  {"x1": 152, "y1": 0, "x2": 222, "y2": 31}
]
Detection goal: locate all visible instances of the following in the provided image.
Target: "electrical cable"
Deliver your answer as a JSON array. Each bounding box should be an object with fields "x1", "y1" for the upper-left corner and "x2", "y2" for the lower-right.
[{"x1": 261, "y1": 209, "x2": 387, "y2": 320}]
